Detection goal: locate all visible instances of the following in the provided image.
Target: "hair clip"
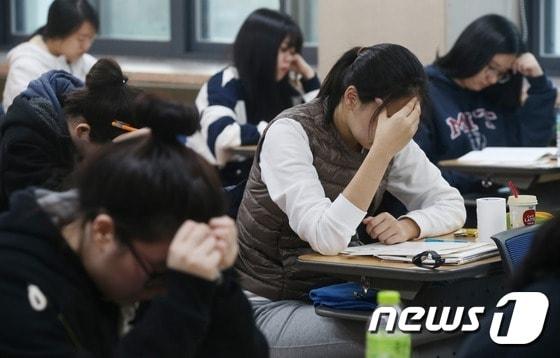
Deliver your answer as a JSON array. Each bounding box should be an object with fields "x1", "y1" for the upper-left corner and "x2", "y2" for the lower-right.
[{"x1": 357, "y1": 46, "x2": 368, "y2": 56}]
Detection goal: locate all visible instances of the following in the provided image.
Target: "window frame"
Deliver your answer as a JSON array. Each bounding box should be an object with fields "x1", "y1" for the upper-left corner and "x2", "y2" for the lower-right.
[
  {"x1": 0, "y1": 0, "x2": 8, "y2": 47},
  {"x1": 0, "y1": 0, "x2": 317, "y2": 63},
  {"x1": 189, "y1": 0, "x2": 317, "y2": 62},
  {"x1": 527, "y1": 0, "x2": 560, "y2": 75}
]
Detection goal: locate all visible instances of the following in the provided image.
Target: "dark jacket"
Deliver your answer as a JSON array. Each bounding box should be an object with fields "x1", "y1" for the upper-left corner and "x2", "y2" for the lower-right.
[
  {"x1": 458, "y1": 276, "x2": 560, "y2": 358},
  {"x1": 0, "y1": 189, "x2": 268, "y2": 357},
  {"x1": 0, "y1": 70, "x2": 83, "y2": 211},
  {"x1": 415, "y1": 65, "x2": 557, "y2": 193}
]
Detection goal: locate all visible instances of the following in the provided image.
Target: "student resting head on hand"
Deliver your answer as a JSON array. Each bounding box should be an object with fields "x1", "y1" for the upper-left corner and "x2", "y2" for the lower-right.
[
  {"x1": 235, "y1": 43, "x2": 466, "y2": 357},
  {"x1": 0, "y1": 94, "x2": 268, "y2": 357},
  {"x1": 194, "y1": 8, "x2": 320, "y2": 188},
  {"x1": 415, "y1": 14, "x2": 557, "y2": 195}
]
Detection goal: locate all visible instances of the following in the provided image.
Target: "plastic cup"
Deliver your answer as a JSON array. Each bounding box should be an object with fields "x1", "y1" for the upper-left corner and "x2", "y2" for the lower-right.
[
  {"x1": 508, "y1": 195, "x2": 538, "y2": 229},
  {"x1": 477, "y1": 197, "x2": 507, "y2": 241}
]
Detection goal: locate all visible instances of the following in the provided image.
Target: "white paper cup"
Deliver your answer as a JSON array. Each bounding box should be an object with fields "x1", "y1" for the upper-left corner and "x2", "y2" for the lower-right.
[
  {"x1": 477, "y1": 197, "x2": 507, "y2": 241},
  {"x1": 508, "y1": 195, "x2": 538, "y2": 229}
]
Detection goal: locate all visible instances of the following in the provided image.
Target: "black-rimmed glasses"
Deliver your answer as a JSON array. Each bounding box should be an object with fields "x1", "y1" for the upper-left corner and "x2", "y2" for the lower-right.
[
  {"x1": 485, "y1": 63, "x2": 512, "y2": 84},
  {"x1": 412, "y1": 250, "x2": 445, "y2": 269},
  {"x1": 122, "y1": 239, "x2": 166, "y2": 287}
]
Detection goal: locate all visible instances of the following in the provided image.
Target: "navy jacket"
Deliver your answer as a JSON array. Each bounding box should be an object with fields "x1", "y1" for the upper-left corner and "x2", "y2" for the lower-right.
[
  {"x1": 415, "y1": 65, "x2": 557, "y2": 193},
  {"x1": 0, "y1": 70, "x2": 83, "y2": 210}
]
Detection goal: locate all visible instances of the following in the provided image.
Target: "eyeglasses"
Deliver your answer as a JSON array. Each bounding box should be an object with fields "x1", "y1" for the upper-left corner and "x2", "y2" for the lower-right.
[
  {"x1": 412, "y1": 250, "x2": 445, "y2": 269},
  {"x1": 122, "y1": 239, "x2": 166, "y2": 287},
  {"x1": 485, "y1": 63, "x2": 512, "y2": 84}
]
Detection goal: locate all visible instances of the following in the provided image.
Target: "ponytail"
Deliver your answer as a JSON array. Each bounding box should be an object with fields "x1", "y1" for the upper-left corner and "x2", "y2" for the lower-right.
[
  {"x1": 318, "y1": 47, "x2": 361, "y2": 123},
  {"x1": 64, "y1": 58, "x2": 143, "y2": 143},
  {"x1": 134, "y1": 93, "x2": 200, "y2": 144},
  {"x1": 78, "y1": 95, "x2": 224, "y2": 244},
  {"x1": 318, "y1": 44, "x2": 427, "y2": 123}
]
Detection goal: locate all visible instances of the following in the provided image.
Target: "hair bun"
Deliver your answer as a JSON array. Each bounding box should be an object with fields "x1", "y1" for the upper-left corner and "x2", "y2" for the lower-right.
[
  {"x1": 85, "y1": 58, "x2": 126, "y2": 92},
  {"x1": 133, "y1": 93, "x2": 200, "y2": 142}
]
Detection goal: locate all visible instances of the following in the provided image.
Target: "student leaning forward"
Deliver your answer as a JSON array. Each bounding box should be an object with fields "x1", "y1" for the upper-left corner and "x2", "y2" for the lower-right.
[{"x1": 236, "y1": 44, "x2": 466, "y2": 358}]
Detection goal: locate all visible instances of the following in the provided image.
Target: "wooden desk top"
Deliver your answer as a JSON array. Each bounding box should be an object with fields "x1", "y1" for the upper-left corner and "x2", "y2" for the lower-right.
[{"x1": 298, "y1": 253, "x2": 502, "y2": 282}]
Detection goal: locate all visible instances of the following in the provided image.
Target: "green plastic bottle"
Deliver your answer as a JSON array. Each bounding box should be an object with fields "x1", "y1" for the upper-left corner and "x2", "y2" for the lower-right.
[{"x1": 366, "y1": 290, "x2": 411, "y2": 358}]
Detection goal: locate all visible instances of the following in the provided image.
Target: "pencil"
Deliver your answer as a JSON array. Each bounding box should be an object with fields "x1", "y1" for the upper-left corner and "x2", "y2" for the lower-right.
[{"x1": 112, "y1": 120, "x2": 138, "y2": 132}]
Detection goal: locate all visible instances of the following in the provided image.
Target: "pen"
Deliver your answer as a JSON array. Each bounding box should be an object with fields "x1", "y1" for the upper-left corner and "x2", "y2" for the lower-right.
[
  {"x1": 424, "y1": 238, "x2": 469, "y2": 243},
  {"x1": 112, "y1": 120, "x2": 138, "y2": 132}
]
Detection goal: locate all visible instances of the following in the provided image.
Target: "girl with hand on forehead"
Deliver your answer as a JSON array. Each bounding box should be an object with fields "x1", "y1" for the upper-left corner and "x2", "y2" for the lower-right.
[
  {"x1": 415, "y1": 14, "x2": 557, "y2": 195},
  {"x1": 0, "y1": 94, "x2": 268, "y2": 357},
  {"x1": 236, "y1": 44, "x2": 465, "y2": 358}
]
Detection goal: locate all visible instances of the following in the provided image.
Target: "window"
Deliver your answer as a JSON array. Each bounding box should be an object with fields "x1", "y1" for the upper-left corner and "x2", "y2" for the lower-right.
[
  {"x1": 0, "y1": 0, "x2": 318, "y2": 62},
  {"x1": 528, "y1": 0, "x2": 560, "y2": 75}
]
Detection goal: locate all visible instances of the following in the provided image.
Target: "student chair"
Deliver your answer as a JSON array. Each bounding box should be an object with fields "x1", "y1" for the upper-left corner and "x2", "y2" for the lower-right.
[{"x1": 491, "y1": 225, "x2": 540, "y2": 276}]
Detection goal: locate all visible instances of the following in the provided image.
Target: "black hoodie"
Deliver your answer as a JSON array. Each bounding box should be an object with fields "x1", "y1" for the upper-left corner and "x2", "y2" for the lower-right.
[{"x1": 0, "y1": 189, "x2": 268, "y2": 357}]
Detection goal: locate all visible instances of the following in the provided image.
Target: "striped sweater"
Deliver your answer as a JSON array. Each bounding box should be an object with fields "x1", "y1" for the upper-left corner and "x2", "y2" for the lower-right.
[{"x1": 194, "y1": 66, "x2": 320, "y2": 185}]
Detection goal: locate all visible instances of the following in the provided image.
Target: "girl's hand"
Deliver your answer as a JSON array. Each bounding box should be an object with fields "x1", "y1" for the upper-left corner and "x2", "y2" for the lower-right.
[
  {"x1": 512, "y1": 53, "x2": 544, "y2": 78},
  {"x1": 167, "y1": 220, "x2": 222, "y2": 281},
  {"x1": 363, "y1": 213, "x2": 420, "y2": 244},
  {"x1": 371, "y1": 97, "x2": 420, "y2": 159},
  {"x1": 290, "y1": 54, "x2": 315, "y2": 80},
  {"x1": 209, "y1": 216, "x2": 239, "y2": 270}
]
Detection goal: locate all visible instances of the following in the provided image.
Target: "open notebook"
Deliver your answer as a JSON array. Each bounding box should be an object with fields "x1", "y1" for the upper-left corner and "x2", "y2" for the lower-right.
[{"x1": 342, "y1": 240, "x2": 498, "y2": 265}]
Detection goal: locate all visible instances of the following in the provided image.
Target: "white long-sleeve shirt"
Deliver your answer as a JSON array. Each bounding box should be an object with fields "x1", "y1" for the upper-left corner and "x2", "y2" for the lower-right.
[
  {"x1": 260, "y1": 118, "x2": 466, "y2": 255},
  {"x1": 2, "y1": 35, "x2": 96, "y2": 111}
]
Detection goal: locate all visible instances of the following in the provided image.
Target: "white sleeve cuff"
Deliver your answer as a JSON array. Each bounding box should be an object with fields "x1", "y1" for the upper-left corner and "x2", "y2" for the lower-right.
[
  {"x1": 399, "y1": 212, "x2": 427, "y2": 239},
  {"x1": 333, "y1": 194, "x2": 368, "y2": 234}
]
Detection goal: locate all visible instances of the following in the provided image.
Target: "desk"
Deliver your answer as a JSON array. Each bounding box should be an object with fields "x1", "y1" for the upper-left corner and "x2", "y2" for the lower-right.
[
  {"x1": 438, "y1": 157, "x2": 560, "y2": 189},
  {"x1": 439, "y1": 157, "x2": 560, "y2": 215},
  {"x1": 229, "y1": 145, "x2": 258, "y2": 157},
  {"x1": 297, "y1": 254, "x2": 505, "y2": 357},
  {"x1": 298, "y1": 253, "x2": 502, "y2": 300},
  {"x1": 299, "y1": 254, "x2": 501, "y2": 283}
]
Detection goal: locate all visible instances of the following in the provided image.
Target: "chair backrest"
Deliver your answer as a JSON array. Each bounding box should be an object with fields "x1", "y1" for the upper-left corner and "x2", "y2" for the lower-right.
[{"x1": 491, "y1": 225, "x2": 540, "y2": 276}]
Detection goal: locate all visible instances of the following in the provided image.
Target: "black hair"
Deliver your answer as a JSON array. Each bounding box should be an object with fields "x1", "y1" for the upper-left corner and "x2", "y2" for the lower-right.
[
  {"x1": 434, "y1": 14, "x2": 526, "y2": 109},
  {"x1": 318, "y1": 44, "x2": 427, "y2": 124},
  {"x1": 233, "y1": 8, "x2": 303, "y2": 124},
  {"x1": 35, "y1": 0, "x2": 99, "y2": 39},
  {"x1": 63, "y1": 58, "x2": 144, "y2": 143},
  {"x1": 78, "y1": 94, "x2": 224, "y2": 244},
  {"x1": 511, "y1": 217, "x2": 560, "y2": 290}
]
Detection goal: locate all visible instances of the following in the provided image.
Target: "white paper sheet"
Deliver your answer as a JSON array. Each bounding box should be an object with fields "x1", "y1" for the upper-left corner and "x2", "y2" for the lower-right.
[
  {"x1": 342, "y1": 241, "x2": 475, "y2": 256},
  {"x1": 457, "y1": 147, "x2": 557, "y2": 164}
]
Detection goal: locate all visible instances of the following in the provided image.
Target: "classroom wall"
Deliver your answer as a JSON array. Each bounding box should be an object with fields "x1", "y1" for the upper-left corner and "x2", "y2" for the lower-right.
[{"x1": 317, "y1": 0, "x2": 521, "y2": 79}]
